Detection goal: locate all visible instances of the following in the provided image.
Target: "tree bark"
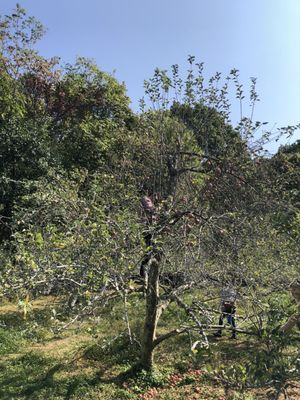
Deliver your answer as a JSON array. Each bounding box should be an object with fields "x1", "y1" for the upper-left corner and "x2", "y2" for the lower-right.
[{"x1": 140, "y1": 257, "x2": 160, "y2": 370}]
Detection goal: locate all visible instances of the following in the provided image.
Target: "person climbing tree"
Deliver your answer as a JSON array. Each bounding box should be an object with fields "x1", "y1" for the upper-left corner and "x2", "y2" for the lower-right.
[{"x1": 140, "y1": 195, "x2": 156, "y2": 277}]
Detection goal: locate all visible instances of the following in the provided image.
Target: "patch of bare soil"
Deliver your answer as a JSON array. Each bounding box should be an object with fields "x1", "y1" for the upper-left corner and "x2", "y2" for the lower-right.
[
  {"x1": 30, "y1": 334, "x2": 92, "y2": 357},
  {"x1": 0, "y1": 296, "x2": 62, "y2": 314}
]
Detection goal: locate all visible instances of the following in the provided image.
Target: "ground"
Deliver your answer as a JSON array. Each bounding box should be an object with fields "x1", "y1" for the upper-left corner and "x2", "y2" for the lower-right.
[{"x1": 0, "y1": 294, "x2": 299, "y2": 400}]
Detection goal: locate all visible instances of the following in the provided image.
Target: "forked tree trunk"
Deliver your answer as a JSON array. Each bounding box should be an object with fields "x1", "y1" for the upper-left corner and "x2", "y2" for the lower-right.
[
  {"x1": 140, "y1": 164, "x2": 179, "y2": 370},
  {"x1": 140, "y1": 257, "x2": 160, "y2": 370}
]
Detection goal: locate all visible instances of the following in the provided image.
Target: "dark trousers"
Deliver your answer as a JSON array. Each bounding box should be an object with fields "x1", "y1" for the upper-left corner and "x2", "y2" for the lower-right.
[
  {"x1": 140, "y1": 232, "x2": 152, "y2": 277},
  {"x1": 140, "y1": 231, "x2": 163, "y2": 277},
  {"x1": 217, "y1": 303, "x2": 236, "y2": 337}
]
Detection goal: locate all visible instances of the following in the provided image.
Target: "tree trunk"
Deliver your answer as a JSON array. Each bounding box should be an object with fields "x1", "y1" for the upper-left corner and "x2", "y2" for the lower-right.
[{"x1": 140, "y1": 257, "x2": 160, "y2": 370}]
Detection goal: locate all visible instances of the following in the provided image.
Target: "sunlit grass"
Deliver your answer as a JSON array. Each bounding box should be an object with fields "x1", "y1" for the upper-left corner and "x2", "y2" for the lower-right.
[{"x1": 0, "y1": 294, "x2": 299, "y2": 400}]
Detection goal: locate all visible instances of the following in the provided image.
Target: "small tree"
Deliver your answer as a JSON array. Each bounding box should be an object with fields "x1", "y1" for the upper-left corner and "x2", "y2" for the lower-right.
[{"x1": 133, "y1": 59, "x2": 299, "y2": 369}]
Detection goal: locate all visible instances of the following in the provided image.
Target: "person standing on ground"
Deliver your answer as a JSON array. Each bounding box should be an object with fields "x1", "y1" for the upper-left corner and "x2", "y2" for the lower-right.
[{"x1": 214, "y1": 286, "x2": 237, "y2": 339}]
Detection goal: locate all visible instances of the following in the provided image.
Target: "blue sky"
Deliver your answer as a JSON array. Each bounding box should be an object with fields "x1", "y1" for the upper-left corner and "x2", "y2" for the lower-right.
[{"x1": 1, "y1": 0, "x2": 299, "y2": 152}]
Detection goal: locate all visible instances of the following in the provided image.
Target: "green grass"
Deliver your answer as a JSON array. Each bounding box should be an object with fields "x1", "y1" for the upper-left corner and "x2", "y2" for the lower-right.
[{"x1": 0, "y1": 294, "x2": 299, "y2": 400}]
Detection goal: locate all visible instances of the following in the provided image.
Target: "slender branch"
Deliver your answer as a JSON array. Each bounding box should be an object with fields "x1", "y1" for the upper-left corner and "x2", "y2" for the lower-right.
[
  {"x1": 186, "y1": 324, "x2": 260, "y2": 336},
  {"x1": 173, "y1": 294, "x2": 209, "y2": 346},
  {"x1": 153, "y1": 327, "x2": 188, "y2": 347},
  {"x1": 153, "y1": 322, "x2": 259, "y2": 349}
]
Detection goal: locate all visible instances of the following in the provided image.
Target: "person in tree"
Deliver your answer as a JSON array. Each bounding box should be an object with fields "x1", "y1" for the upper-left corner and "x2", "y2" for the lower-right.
[
  {"x1": 214, "y1": 286, "x2": 237, "y2": 339},
  {"x1": 141, "y1": 195, "x2": 155, "y2": 224},
  {"x1": 279, "y1": 279, "x2": 300, "y2": 333}
]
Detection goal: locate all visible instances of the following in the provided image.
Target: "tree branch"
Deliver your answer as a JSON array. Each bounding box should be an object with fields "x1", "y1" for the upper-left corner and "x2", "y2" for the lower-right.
[{"x1": 153, "y1": 327, "x2": 188, "y2": 347}]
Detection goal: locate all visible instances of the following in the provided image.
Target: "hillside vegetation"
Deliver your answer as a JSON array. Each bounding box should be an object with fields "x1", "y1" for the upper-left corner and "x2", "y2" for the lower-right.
[{"x1": 0, "y1": 5, "x2": 299, "y2": 399}]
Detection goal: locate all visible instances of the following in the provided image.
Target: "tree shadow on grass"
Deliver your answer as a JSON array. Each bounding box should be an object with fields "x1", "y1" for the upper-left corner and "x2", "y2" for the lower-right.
[
  {"x1": 0, "y1": 348, "x2": 139, "y2": 400},
  {"x1": 0, "y1": 352, "x2": 58, "y2": 399}
]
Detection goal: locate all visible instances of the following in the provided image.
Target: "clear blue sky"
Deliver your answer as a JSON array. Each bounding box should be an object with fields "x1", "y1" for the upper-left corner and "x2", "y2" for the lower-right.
[{"x1": 1, "y1": 0, "x2": 300, "y2": 152}]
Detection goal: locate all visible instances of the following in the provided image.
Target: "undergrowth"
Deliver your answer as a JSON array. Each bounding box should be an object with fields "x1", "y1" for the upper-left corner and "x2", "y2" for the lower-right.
[{"x1": 0, "y1": 295, "x2": 299, "y2": 400}]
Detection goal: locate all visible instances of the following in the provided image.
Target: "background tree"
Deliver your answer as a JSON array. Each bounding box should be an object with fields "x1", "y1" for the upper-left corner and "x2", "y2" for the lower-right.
[{"x1": 0, "y1": 6, "x2": 133, "y2": 242}]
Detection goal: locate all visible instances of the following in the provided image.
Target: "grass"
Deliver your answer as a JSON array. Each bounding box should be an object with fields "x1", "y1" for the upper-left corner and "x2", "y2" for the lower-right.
[{"x1": 0, "y1": 293, "x2": 299, "y2": 400}]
